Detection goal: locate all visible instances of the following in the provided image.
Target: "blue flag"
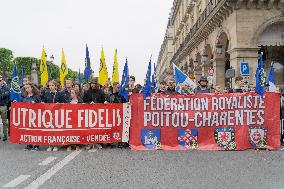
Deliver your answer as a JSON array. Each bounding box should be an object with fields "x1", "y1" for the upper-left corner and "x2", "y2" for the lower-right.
[
  {"x1": 119, "y1": 58, "x2": 129, "y2": 101},
  {"x1": 20, "y1": 66, "x2": 25, "y2": 86},
  {"x1": 141, "y1": 58, "x2": 152, "y2": 99},
  {"x1": 255, "y1": 53, "x2": 265, "y2": 97},
  {"x1": 173, "y1": 63, "x2": 197, "y2": 94},
  {"x1": 78, "y1": 68, "x2": 82, "y2": 84},
  {"x1": 151, "y1": 63, "x2": 157, "y2": 91},
  {"x1": 267, "y1": 62, "x2": 276, "y2": 92},
  {"x1": 84, "y1": 45, "x2": 92, "y2": 82},
  {"x1": 10, "y1": 64, "x2": 22, "y2": 102}
]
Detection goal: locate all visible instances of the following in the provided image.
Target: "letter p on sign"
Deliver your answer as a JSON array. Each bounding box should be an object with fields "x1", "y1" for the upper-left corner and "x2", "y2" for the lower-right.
[{"x1": 240, "y1": 62, "x2": 250, "y2": 76}]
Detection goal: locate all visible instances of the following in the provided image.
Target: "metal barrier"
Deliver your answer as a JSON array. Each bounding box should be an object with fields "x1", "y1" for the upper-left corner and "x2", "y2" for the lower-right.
[
  {"x1": 0, "y1": 116, "x2": 3, "y2": 139},
  {"x1": 281, "y1": 119, "x2": 284, "y2": 144}
]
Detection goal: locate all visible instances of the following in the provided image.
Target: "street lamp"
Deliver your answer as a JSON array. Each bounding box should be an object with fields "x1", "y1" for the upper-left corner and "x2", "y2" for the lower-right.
[
  {"x1": 201, "y1": 51, "x2": 208, "y2": 63},
  {"x1": 193, "y1": 59, "x2": 199, "y2": 68},
  {"x1": 50, "y1": 55, "x2": 54, "y2": 62},
  {"x1": 215, "y1": 40, "x2": 223, "y2": 54},
  {"x1": 47, "y1": 55, "x2": 55, "y2": 80}
]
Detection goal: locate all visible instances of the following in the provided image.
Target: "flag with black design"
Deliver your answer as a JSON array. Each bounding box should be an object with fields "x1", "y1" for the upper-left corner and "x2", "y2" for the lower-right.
[{"x1": 60, "y1": 49, "x2": 68, "y2": 86}]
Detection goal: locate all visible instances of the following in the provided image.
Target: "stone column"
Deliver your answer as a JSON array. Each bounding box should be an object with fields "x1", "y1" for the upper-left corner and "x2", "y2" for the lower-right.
[
  {"x1": 228, "y1": 48, "x2": 259, "y2": 87},
  {"x1": 212, "y1": 57, "x2": 226, "y2": 89},
  {"x1": 194, "y1": 66, "x2": 202, "y2": 83},
  {"x1": 30, "y1": 61, "x2": 39, "y2": 85}
]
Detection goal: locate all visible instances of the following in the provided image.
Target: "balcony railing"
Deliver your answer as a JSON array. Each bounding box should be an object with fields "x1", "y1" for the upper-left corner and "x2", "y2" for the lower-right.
[{"x1": 171, "y1": 0, "x2": 221, "y2": 63}]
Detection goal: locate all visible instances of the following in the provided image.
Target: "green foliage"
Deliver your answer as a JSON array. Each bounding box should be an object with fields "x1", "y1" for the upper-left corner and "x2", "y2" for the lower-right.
[
  {"x1": 0, "y1": 48, "x2": 14, "y2": 77},
  {"x1": 66, "y1": 68, "x2": 78, "y2": 80},
  {"x1": 0, "y1": 48, "x2": 79, "y2": 82},
  {"x1": 14, "y1": 57, "x2": 38, "y2": 77},
  {"x1": 47, "y1": 61, "x2": 60, "y2": 80}
]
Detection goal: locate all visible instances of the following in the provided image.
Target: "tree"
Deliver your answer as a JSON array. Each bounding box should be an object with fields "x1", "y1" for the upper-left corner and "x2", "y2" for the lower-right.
[
  {"x1": 0, "y1": 48, "x2": 14, "y2": 78},
  {"x1": 66, "y1": 68, "x2": 78, "y2": 81},
  {"x1": 0, "y1": 47, "x2": 79, "y2": 83},
  {"x1": 47, "y1": 61, "x2": 60, "y2": 80},
  {"x1": 14, "y1": 57, "x2": 38, "y2": 77}
]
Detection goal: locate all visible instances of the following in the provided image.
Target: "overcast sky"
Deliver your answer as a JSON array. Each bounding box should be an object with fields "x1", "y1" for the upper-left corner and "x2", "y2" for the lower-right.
[{"x1": 0, "y1": 0, "x2": 173, "y2": 84}]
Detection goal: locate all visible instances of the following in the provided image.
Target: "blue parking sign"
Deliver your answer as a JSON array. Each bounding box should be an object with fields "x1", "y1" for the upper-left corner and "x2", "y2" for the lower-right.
[{"x1": 240, "y1": 62, "x2": 250, "y2": 75}]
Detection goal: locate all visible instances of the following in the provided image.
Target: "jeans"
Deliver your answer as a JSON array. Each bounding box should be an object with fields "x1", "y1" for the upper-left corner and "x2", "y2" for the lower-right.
[{"x1": 0, "y1": 106, "x2": 8, "y2": 137}]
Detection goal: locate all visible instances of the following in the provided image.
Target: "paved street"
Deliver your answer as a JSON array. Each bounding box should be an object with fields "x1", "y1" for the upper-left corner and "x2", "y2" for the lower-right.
[{"x1": 1, "y1": 141, "x2": 284, "y2": 189}]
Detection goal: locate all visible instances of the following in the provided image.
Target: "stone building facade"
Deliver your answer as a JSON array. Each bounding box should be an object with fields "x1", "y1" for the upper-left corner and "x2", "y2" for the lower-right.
[{"x1": 157, "y1": 0, "x2": 284, "y2": 89}]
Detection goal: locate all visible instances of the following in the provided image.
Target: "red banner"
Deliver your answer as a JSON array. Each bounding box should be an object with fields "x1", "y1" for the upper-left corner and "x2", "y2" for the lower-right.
[
  {"x1": 10, "y1": 102, "x2": 131, "y2": 145},
  {"x1": 129, "y1": 93, "x2": 281, "y2": 150}
]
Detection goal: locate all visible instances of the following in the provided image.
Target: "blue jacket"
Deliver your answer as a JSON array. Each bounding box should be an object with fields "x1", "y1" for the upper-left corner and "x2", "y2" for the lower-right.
[
  {"x1": 43, "y1": 91, "x2": 66, "y2": 103},
  {"x1": 194, "y1": 86, "x2": 212, "y2": 94},
  {"x1": 22, "y1": 94, "x2": 42, "y2": 103},
  {"x1": 0, "y1": 83, "x2": 9, "y2": 106}
]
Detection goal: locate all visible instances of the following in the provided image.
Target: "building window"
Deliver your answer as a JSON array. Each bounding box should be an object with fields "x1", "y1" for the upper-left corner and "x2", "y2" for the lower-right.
[{"x1": 271, "y1": 62, "x2": 283, "y2": 85}]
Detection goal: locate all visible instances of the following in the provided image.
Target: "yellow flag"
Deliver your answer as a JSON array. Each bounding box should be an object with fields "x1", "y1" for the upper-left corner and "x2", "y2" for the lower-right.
[
  {"x1": 40, "y1": 48, "x2": 48, "y2": 86},
  {"x1": 98, "y1": 48, "x2": 109, "y2": 86},
  {"x1": 60, "y1": 49, "x2": 68, "y2": 86},
  {"x1": 112, "y1": 49, "x2": 119, "y2": 86}
]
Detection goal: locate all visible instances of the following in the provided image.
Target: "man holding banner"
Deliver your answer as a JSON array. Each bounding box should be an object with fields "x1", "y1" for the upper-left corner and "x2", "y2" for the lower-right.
[
  {"x1": 0, "y1": 75, "x2": 9, "y2": 141},
  {"x1": 83, "y1": 78, "x2": 105, "y2": 104},
  {"x1": 194, "y1": 76, "x2": 212, "y2": 94}
]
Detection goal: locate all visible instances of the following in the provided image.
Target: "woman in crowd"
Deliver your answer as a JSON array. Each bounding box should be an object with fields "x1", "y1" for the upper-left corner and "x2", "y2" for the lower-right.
[
  {"x1": 22, "y1": 82, "x2": 42, "y2": 151},
  {"x1": 214, "y1": 85, "x2": 223, "y2": 94},
  {"x1": 106, "y1": 82, "x2": 126, "y2": 103},
  {"x1": 74, "y1": 82, "x2": 83, "y2": 98},
  {"x1": 103, "y1": 86, "x2": 112, "y2": 101},
  {"x1": 44, "y1": 80, "x2": 66, "y2": 152},
  {"x1": 82, "y1": 83, "x2": 90, "y2": 94},
  {"x1": 66, "y1": 88, "x2": 83, "y2": 151}
]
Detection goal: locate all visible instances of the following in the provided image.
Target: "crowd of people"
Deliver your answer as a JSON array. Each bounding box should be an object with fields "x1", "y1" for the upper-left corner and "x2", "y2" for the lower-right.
[
  {"x1": 0, "y1": 73, "x2": 283, "y2": 151},
  {"x1": 0, "y1": 74, "x2": 142, "y2": 151}
]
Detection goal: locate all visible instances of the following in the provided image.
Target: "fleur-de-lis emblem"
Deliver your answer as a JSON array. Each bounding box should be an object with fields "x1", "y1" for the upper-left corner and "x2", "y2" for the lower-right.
[
  {"x1": 99, "y1": 59, "x2": 103, "y2": 72},
  {"x1": 40, "y1": 59, "x2": 45, "y2": 75},
  {"x1": 61, "y1": 62, "x2": 67, "y2": 73}
]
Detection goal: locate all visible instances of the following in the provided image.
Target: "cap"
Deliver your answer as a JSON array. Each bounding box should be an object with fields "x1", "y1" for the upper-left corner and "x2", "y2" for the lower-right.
[
  {"x1": 199, "y1": 76, "x2": 208, "y2": 82},
  {"x1": 90, "y1": 78, "x2": 98, "y2": 84}
]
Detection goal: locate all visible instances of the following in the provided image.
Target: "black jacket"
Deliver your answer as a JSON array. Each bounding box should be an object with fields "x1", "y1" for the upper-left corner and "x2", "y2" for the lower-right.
[
  {"x1": 106, "y1": 92, "x2": 126, "y2": 103},
  {"x1": 232, "y1": 88, "x2": 243, "y2": 93},
  {"x1": 157, "y1": 89, "x2": 168, "y2": 94},
  {"x1": 0, "y1": 83, "x2": 9, "y2": 106},
  {"x1": 62, "y1": 89, "x2": 71, "y2": 102},
  {"x1": 68, "y1": 98, "x2": 83, "y2": 103},
  {"x1": 44, "y1": 91, "x2": 66, "y2": 103},
  {"x1": 129, "y1": 87, "x2": 139, "y2": 94},
  {"x1": 22, "y1": 94, "x2": 42, "y2": 103},
  {"x1": 166, "y1": 87, "x2": 176, "y2": 94},
  {"x1": 83, "y1": 88, "x2": 105, "y2": 103}
]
